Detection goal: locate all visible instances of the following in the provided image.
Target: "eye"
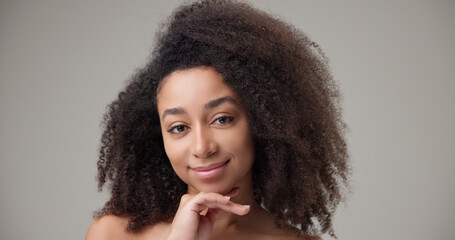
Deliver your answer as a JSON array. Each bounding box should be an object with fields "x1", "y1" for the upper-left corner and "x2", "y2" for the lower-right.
[
  {"x1": 167, "y1": 124, "x2": 188, "y2": 134},
  {"x1": 212, "y1": 116, "x2": 235, "y2": 125}
]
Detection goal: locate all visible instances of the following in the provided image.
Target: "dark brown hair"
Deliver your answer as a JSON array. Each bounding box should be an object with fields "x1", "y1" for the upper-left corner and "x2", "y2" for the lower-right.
[{"x1": 95, "y1": 0, "x2": 349, "y2": 238}]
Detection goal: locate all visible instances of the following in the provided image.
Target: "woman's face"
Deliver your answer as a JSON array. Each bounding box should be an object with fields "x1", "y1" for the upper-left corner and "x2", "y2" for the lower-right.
[{"x1": 157, "y1": 66, "x2": 255, "y2": 195}]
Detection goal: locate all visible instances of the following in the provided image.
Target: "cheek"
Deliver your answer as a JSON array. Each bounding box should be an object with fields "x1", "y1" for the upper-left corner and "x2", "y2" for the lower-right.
[
  {"x1": 223, "y1": 123, "x2": 255, "y2": 164},
  {"x1": 162, "y1": 136, "x2": 189, "y2": 177}
]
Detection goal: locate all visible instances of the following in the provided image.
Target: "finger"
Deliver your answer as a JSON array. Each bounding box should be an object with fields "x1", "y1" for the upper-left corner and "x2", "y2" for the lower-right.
[
  {"x1": 222, "y1": 202, "x2": 250, "y2": 216},
  {"x1": 191, "y1": 193, "x2": 250, "y2": 216},
  {"x1": 190, "y1": 192, "x2": 230, "y2": 213}
]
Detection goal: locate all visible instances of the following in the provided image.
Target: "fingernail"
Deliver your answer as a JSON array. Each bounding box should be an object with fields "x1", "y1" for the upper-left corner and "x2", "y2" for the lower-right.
[
  {"x1": 242, "y1": 205, "x2": 250, "y2": 209},
  {"x1": 224, "y1": 196, "x2": 231, "y2": 200}
]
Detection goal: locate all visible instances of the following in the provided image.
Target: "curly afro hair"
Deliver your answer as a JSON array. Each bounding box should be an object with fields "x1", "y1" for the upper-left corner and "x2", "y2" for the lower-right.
[{"x1": 94, "y1": 0, "x2": 349, "y2": 238}]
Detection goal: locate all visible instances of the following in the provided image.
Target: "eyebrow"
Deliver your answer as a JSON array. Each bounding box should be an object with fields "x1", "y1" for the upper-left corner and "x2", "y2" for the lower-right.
[
  {"x1": 161, "y1": 107, "x2": 186, "y2": 121},
  {"x1": 204, "y1": 96, "x2": 238, "y2": 110},
  {"x1": 161, "y1": 96, "x2": 238, "y2": 121}
]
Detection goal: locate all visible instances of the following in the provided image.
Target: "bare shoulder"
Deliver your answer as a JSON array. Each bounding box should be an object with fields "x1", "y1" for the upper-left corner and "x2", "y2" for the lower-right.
[
  {"x1": 253, "y1": 209, "x2": 322, "y2": 240},
  {"x1": 85, "y1": 214, "x2": 171, "y2": 240},
  {"x1": 85, "y1": 215, "x2": 133, "y2": 240}
]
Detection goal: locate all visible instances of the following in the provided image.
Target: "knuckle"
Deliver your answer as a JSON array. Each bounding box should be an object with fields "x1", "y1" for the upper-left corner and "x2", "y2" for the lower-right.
[
  {"x1": 180, "y1": 194, "x2": 191, "y2": 203},
  {"x1": 196, "y1": 192, "x2": 208, "y2": 201}
]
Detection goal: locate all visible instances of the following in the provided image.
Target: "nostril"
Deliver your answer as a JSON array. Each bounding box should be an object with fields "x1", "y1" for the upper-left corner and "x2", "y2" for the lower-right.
[{"x1": 191, "y1": 127, "x2": 218, "y2": 158}]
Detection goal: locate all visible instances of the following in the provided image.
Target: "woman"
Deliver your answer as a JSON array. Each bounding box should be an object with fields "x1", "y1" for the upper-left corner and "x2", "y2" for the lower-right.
[{"x1": 86, "y1": 0, "x2": 349, "y2": 239}]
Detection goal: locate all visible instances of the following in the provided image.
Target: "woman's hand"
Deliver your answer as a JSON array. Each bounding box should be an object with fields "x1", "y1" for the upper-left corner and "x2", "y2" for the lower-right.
[{"x1": 166, "y1": 189, "x2": 250, "y2": 240}]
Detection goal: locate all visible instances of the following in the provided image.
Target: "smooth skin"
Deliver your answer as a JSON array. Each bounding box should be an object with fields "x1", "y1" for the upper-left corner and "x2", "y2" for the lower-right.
[{"x1": 85, "y1": 66, "x2": 321, "y2": 240}]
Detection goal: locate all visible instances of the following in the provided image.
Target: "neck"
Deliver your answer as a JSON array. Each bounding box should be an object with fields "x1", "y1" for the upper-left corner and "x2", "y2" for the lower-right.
[
  {"x1": 211, "y1": 171, "x2": 275, "y2": 234},
  {"x1": 211, "y1": 187, "x2": 278, "y2": 238},
  {"x1": 215, "y1": 178, "x2": 259, "y2": 228}
]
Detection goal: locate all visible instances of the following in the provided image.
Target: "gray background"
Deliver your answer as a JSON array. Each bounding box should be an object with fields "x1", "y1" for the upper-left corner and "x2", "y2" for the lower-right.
[{"x1": 1, "y1": 0, "x2": 454, "y2": 239}]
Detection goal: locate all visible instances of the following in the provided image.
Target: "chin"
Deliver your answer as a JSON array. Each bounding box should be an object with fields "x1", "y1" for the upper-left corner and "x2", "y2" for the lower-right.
[{"x1": 191, "y1": 183, "x2": 234, "y2": 195}]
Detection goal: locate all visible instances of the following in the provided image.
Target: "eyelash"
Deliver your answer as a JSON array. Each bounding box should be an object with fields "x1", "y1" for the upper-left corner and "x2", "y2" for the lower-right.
[
  {"x1": 167, "y1": 124, "x2": 188, "y2": 134},
  {"x1": 212, "y1": 116, "x2": 234, "y2": 125},
  {"x1": 167, "y1": 116, "x2": 235, "y2": 135}
]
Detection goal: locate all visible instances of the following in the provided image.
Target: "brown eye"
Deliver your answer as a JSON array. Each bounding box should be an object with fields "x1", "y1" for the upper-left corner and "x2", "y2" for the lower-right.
[
  {"x1": 212, "y1": 116, "x2": 234, "y2": 125},
  {"x1": 168, "y1": 124, "x2": 188, "y2": 134}
]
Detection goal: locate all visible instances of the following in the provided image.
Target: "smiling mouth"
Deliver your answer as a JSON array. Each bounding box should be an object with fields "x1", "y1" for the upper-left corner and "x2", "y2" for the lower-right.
[{"x1": 192, "y1": 160, "x2": 230, "y2": 179}]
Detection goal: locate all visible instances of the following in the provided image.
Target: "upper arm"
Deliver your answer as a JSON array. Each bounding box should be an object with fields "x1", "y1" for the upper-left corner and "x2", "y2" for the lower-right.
[{"x1": 85, "y1": 215, "x2": 128, "y2": 240}]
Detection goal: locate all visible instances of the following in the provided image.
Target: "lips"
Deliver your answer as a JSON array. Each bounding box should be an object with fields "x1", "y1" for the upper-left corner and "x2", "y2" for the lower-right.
[{"x1": 192, "y1": 160, "x2": 229, "y2": 179}]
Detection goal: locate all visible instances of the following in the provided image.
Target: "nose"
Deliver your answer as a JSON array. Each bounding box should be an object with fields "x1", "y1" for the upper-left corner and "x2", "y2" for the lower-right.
[{"x1": 191, "y1": 125, "x2": 217, "y2": 158}]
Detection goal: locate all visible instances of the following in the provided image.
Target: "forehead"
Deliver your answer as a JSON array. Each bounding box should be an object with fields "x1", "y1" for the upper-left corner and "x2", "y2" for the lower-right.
[{"x1": 156, "y1": 66, "x2": 239, "y2": 112}]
